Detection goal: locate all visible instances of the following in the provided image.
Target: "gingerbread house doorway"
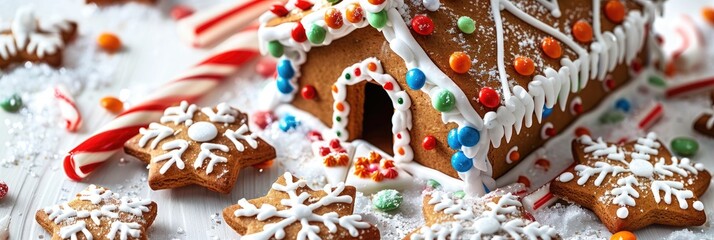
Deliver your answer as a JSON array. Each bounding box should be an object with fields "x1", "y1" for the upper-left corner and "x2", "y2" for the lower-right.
[{"x1": 362, "y1": 81, "x2": 395, "y2": 155}]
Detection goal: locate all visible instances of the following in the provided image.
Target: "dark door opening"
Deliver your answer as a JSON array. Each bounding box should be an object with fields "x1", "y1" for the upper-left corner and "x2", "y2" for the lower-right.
[{"x1": 362, "y1": 81, "x2": 394, "y2": 155}]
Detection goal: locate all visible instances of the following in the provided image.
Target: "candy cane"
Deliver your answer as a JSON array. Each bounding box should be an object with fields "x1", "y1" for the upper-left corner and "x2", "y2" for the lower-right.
[
  {"x1": 523, "y1": 183, "x2": 557, "y2": 213},
  {"x1": 177, "y1": 0, "x2": 277, "y2": 48},
  {"x1": 666, "y1": 76, "x2": 714, "y2": 98},
  {"x1": 634, "y1": 101, "x2": 663, "y2": 130},
  {"x1": 63, "y1": 29, "x2": 260, "y2": 180},
  {"x1": 54, "y1": 85, "x2": 82, "y2": 132}
]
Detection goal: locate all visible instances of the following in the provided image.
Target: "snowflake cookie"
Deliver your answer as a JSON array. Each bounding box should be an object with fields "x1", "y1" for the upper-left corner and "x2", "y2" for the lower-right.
[
  {"x1": 35, "y1": 185, "x2": 157, "y2": 240},
  {"x1": 407, "y1": 189, "x2": 559, "y2": 240},
  {"x1": 550, "y1": 132, "x2": 711, "y2": 232},
  {"x1": 124, "y1": 101, "x2": 276, "y2": 193},
  {"x1": 222, "y1": 172, "x2": 381, "y2": 240}
]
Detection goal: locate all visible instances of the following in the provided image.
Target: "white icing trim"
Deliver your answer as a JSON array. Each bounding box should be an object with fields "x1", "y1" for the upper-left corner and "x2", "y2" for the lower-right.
[
  {"x1": 138, "y1": 123, "x2": 174, "y2": 149},
  {"x1": 224, "y1": 124, "x2": 259, "y2": 151},
  {"x1": 0, "y1": 7, "x2": 73, "y2": 60},
  {"x1": 194, "y1": 143, "x2": 229, "y2": 174},
  {"x1": 160, "y1": 101, "x2": 197, "y2": 126},
  {"x1": 151, "y1": 139, "x2": 189, "y2": 174}
]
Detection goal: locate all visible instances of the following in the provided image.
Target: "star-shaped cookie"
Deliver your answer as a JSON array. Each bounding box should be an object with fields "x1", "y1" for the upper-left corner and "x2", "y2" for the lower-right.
[
  {"x1": 36, "y1": 185, "x2": 157, "y2": 240},
  {"x1": 406, "y1": 189, "x2": 559, "y2": 240},
  {"x1": 222, "y1": 172, "x2": 381, "y2": 239},
  {"x1": 550, "y1": 132, "x2": 711, "y2": 232},
  {"x1": 124, "y1": 101, "x2": 276, "y2": 194}
]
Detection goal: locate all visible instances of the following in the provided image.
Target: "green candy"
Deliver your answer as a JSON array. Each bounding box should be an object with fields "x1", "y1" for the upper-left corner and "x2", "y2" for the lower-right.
[
  {"x1": 427, "y1": 179, "x2": 441, "y2": 189},
  {"x1": 599, "y1": 110, "x2": 624, "y2": 124},
  {"x1": 1, "y1": 94, "x2": 22, "y2": 113},
  {"x1": 308, "y1": 24, "x2": 327, "y2": 44},
  {"x1": 453, "y1": 190, "x2": 466, "y2": 199},
  {"x1": 367, "y1": 10, "x2": 388, "y2": 29},
  {"x1": 372, "y1": 189, "x2": 403, "y2": 212},
  {"x1": 457, "y1": 16, "x2": 476, "y2": 34},
  {"x1": 432, "y1": 89, "x2": 456, "y2": 112},
  {"x1": 326, "y1": 0, "x2": 341, "y2": 4},
  {"x1": 267, "y1": 41, "x2": 284, "y2": 58},
  {"x1": 648, "y1": 75, "x2": 666, "y2": 88},
  {"x1": 671, "y1": 137, "x2": 699, "y2": 157}
]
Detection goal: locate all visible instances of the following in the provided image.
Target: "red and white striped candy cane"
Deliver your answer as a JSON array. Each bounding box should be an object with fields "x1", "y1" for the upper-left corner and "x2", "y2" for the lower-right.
[
  {"x1": 63, "y1": 29, "x2": 260, "y2": 180},
  {"x1": 54, "y1": 85, "x2": 82, "y2": 132}
]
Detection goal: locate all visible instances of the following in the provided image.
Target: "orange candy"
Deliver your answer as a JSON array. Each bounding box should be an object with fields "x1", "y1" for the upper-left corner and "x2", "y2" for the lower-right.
[
  {"x1": 368, "y1": 0, "x2": 385, "y2": 5},
  {"x1": 324, "y1": 8, "x2": 344, "y2": 29},
  {"x1": 509, "y1": 151, "x2": 520, "y2": 162},
  {"x1": 449, "y1": 52, "x2": 471, "y2": 74},
  {"x1": 97, "y1": 33, "x2": 122, "y2": 53},
  {"x1": 572, "y1": 20, "x2": 593, "y2": 43},
  {"x1": 610, "y1": 231, "x2": 636, "y2": 240},
  {"x1": 367, "y1": 62, "x2": 377, "y2": 71},
  {"x1": 541, "y1": 37, "x2": 562, "y2": 59},
  {"x1": 605, "y1": 0, "x2": 626, "y2": 23},
  {"x1": 252, "y1": 159, "x2": 274, "y2": 169},
  {"x1": 100, "y1": 96, "x2": 123, "y2": 113},
  {"x1": 513, "y1": 56, "x2": 535, "y2": 76},
  {"x1": 703, "y1": 7, "x2": 714, "y2": 26},
  {"x1": 345, "y1": 3, "x2": 364, "y2": 23}
]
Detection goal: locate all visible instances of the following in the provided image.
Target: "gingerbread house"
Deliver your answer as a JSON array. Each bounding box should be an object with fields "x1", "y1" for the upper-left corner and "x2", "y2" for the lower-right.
[{"x1": 258, "y1": 0, "x2": 658, "y2": 195}]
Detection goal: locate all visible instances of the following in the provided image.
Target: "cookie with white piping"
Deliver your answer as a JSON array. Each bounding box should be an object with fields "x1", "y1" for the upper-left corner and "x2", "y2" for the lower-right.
[
  {"x1": 35, "y1": 185, "x2": 157, "y2": 240},
  {"x1": 550, "y1": 132, "x2": 711, "y2": 232},
  {"x1": 124, "y1": 101, "x2": 276, "y2": 194}
]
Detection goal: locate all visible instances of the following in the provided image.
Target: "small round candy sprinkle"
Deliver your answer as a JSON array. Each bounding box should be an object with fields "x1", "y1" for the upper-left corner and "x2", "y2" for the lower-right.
[
  {"x1": 372, "y1": 189, "x2": 403, "y2": 212},
  {"x1": 605, "y1": 0, "x2": 626, "y2": 23},
  {"x1": 671, "y1": 137, "x2": 699, "y2": 157},
  {"x1": 97, "y1": 33, "x2": 122, "y2": 53},
  {"x1": 291, "y1": 22, "x2": 307, "y2": 42},
  {"x1": 478, "y1": 87, "x2": 500, "y2": 108},
  {"x1": 449, "y1": 52, "x2": 471, "y2": 74},
  {"x1": 447, "y1": 128, "x2": 462, "y2": 149},
  {"x1": 1, "y1": 94, "x2": 22, "y2": 113},
  {"x1": 367, "y1": 10, "x2": 388, "y2": 29},
  {"x1": 572, "y1": 20, "x2": 593, "y2": 43},
  {"x1": 276, "y1": 78, "x2": 294, "y2": 94},
  {"x1": 307, "y1": 24, "x2": 327, "y2": 44},
  {"x1": 406, "y1": 68, "x2": 426, "y2": 90},
  {"x1": 301, "y1": 85, "x2": 317, "y2": 100},
  {"x1": 432, "y1": 89, "x2": 456, "y2": 112},
  {"x1": 170, "y1": 5, "x2": 194, "y2": 20},
  {"x1": 575, "y1": 127, "x2": 591, "y2": 137},
  {"x1": 252, "y1": 111, "x2": 275, "y2": 130},
  {"x1": 451, "y1": 151, "x2": 473, "y2": 172},
  {"x1": 411, "y1": 15, "x2": 435, "y2": 36},
  {"x1": 422, "y1": 135, "x2": 437, "y2": 150},
  {"x1": 457, "y1": 16, "x2": 475, "y2": 34},
  {"x1": 270, "y1": 4, "x2": 289, "y2": 17},
  {"x1": 279, "y1": 115, "x2": 299, "y2": 132},
  {"x1": 345, "y1": 3, "x2": 364, "y2": 23},
  {"x1": 610, "y1": 231, "x2": 636, "y2": 240},
  {"x1": 541, "y1": 37, "x2": 562, "y2": 59},
  {"x1": 268, "y1": 41, "x2": 284, "y2": 57},
  {"x1": 508, "y1": 150, "x2": 520, "y2": 162},
  {"x1": 100, "y1": 96, "x2": 123, "y2": 113},
  {"x1": 368, "y1": 0, "x2": 386, "y2": 5},
  {"x1": 427, "y1": 179, "x2": 441, "y2": 189},
  {"x1": 0, "y1": 182, "x2": 7, "y2": 199},
  {"x1": 542, "y1": 106, "x2": 553, "y2": 118},
  {"x1": 457, "y1": 126, "x2": 480, "y2": 147},
  {"x1": 513, "y1": 56, "x2": 535, "y2": 76},
  {"x1": 703, "y1": 7, "x2": 714, "y2": 26},
  {"x1": 255, "y1": 58, "x2": 277, "y2": 78},
  {"x1": 324, "y1": 8, "x2": 344, "y2": 29},
  {"x1": 277, "y1": 59, "x2": 294, "y2": 79},
  {"x1": 614, "y1": 98, "x2": 631, "y2": 112}
]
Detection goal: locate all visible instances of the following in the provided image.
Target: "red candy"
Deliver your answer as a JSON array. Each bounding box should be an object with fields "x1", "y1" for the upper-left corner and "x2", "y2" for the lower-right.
[
  {"x1": 329, "y1": 139, "x2": 341, "y2": 149},
  {"x1": 535, "y1": 158, "x2": 550, "y2": 171},
  {"x1": 295, "y1": 0, "x2": 314, "y2": 10},
  {"x1": 478, "y1": 87, "x2": 500, "y2": 108},
  {"x1": 252, "y1": 111, "x2": 275, "y2": 129},
  {"x1": 575, "y1": 127, "x2": 591, "y2": 137},
  {"x1": 301, "y1": 85, "x2": 317, "y2": 100},
  {"x1": 307, "y1": 130, "x2": 323, "y2": 142},
  {"x1": 517, "y1": 176, "x2": 531, "y2": 188},
  {"x1": 0, "y1": 182, "x2": 7, "y2": 200},
  {"x1": 255, "y1": 58, "x2": 277, "y2": 78},
  {"x1": 171, "y1": 5, "x2": 194, "y2": 20},
  {"x1": 319, "y1": 147, "x2": 331, "y2": 156},
  {"x1": 270, "y1": 4, "x2": 289, "y2": 17},
  {"x1": 291, "y1": 22, "x2": 307, "y2": 42},
  {"x1": 411, "y1": 15, "x2": 435, "y2": 36},
  {"x1": 422, "y1": 136, "x2": 437, "y2": 150}
]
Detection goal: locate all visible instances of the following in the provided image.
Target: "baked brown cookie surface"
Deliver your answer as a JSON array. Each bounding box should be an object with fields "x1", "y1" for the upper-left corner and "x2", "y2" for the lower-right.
[{"x1": 550, "y1": 133, "x2": 711, "y2": 232}]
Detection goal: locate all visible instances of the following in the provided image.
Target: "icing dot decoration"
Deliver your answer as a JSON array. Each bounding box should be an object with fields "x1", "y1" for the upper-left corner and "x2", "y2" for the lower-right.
[
  {"x1": 367, "y1": 10, "x2": 388, "y2": 29},
  {"x1": 270, "y1": 4, "x2": 289, "y2": 17},
  {"x1": 451, "y1": 151, "x2": 473, "y2": 172},
  {"x1": 307, "y1": 24, "x2": 327, "y2": 44},
  {"x1": 267, "y1": 41, "x2": 284, "y2": 57},
  {"x1": 703, "y1": 7, "x2": 714, "y2": 25},
  {"x1": 372, "y1": 189, "x2": 403, "y2": 211},
  {"x1": 291, "y1": 22, "x2": 307, "y2": 42},
  {"x1": 277, "y1": 59, "x2": 294, "y2": 79},
  {"x1": 276, "y1": 77, "x2": 294, "y2": 94},
  {"x1": 447, "y1": 128, "x2": 461, "y2": 149},
  {"x1": 457, "y1": 16, "x2": 475, "y2": 34},
  {"x1": 97, "y1": 32, "x2": 122, "y2": 53},
  {"x1": 605, "y1": 0, "x2": 626, "y2": 23},
  {"x1": 406, "y1": 68, "x2": 426, "y2": 90},
  {"x1": 345, "y1": 3, "x2": 364, "y2": 23},
  {"x1": 432, "y1": 89, "x2": 456, "y2": 112},
  {"x1": 457, "y1": 126, "x2": 480, "y2": 147},
  {"x1": 422, "y1": 136, "x2": 436, "y2": 150},
  {"x1": 301, "y1": 85, "x2": 316, "y2": 100},
  {"x1": 573, "y1": 20, "x2": 593, "y2": 43},
  {"x1": 100, "y1": 96, "x2": 123, "y2": 113},
  {"x1": 278, "y1": 115, "x2": 299, "y2": 132},
  {"x1": 1, "y1": 94, "x2": 22, "y2": 113},
  {"x1": 615, "y1": 98, "x2": 631, "y2": 112},
  {"x1": 671, "y1": 137, "x2": 699, "y2": 157},
  {"x1": 187, "y1": 121, "x2": 218, "y2": 142},
  {"x1": 449, "y1": 51, "x2": 471, "y2": 74},
  {"x1": 478, "y1": 87, "x2": 500, "y2": 109},
  {"x1": 324, "y1": 8, "x2": 344, "y2": 29},
  {"x1": 541, "y1": 37, "x2": 562, "y2": 59},
  {"x1": 610, "y1": 231, "x2": 636, "y2": 240},
  {"x1": 513, "y1": 56, "x2": 535, "y2": 76},
  {"x1": 411, "y1": 15, "x2": 435, "y2": 36}
]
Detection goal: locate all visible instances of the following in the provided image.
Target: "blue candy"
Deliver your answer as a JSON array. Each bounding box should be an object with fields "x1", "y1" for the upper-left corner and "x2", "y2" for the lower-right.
[
  {"x1": 451, "y1": 151, "x2": 473, "y2": 172},
  {"x1": 276, "y1": 78, "x2": 294, "y2": 94},
  {"x1": 447, "y1": 128, "x2": 462, "y2": 149},
  {"x1": 406, "y1": 68, "x2": 426, "y2": 90},
  {"x1": 457, "y1": 126, "x2": 480, "y2": 147},
  {"x1": 542, "y1": 106, "x2": 553, "y2": 118},
  {"x1": 615, "y1": 98, "x2": 631, "y2": 112},
  {"x1": 277, "y1": 59, "x2": 295, "y2": 79},
  {"x1": 279, "y1": 115, "x2": 299, "y2": 132}
]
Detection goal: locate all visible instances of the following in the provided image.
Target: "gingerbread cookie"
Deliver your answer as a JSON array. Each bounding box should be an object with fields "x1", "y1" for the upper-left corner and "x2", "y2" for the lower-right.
[
  {"x1": 407, "y1": 189, "x2": 559, "y2": 239},
  {"x1": 35, "y1": 185, "x2": 157, "y2": 240},
  {"x1": 124, "y1": 101, "x2": 276, "y2": 194},
  {"x1": 0, "y1": 7, "x2": 77, "y2": 69},
  {"x1": 222, "y1": 172, "x2": 381, "y2": 239},
  {"x1": 550, "y1": 133, "x2": 711, "y2": 232}
]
